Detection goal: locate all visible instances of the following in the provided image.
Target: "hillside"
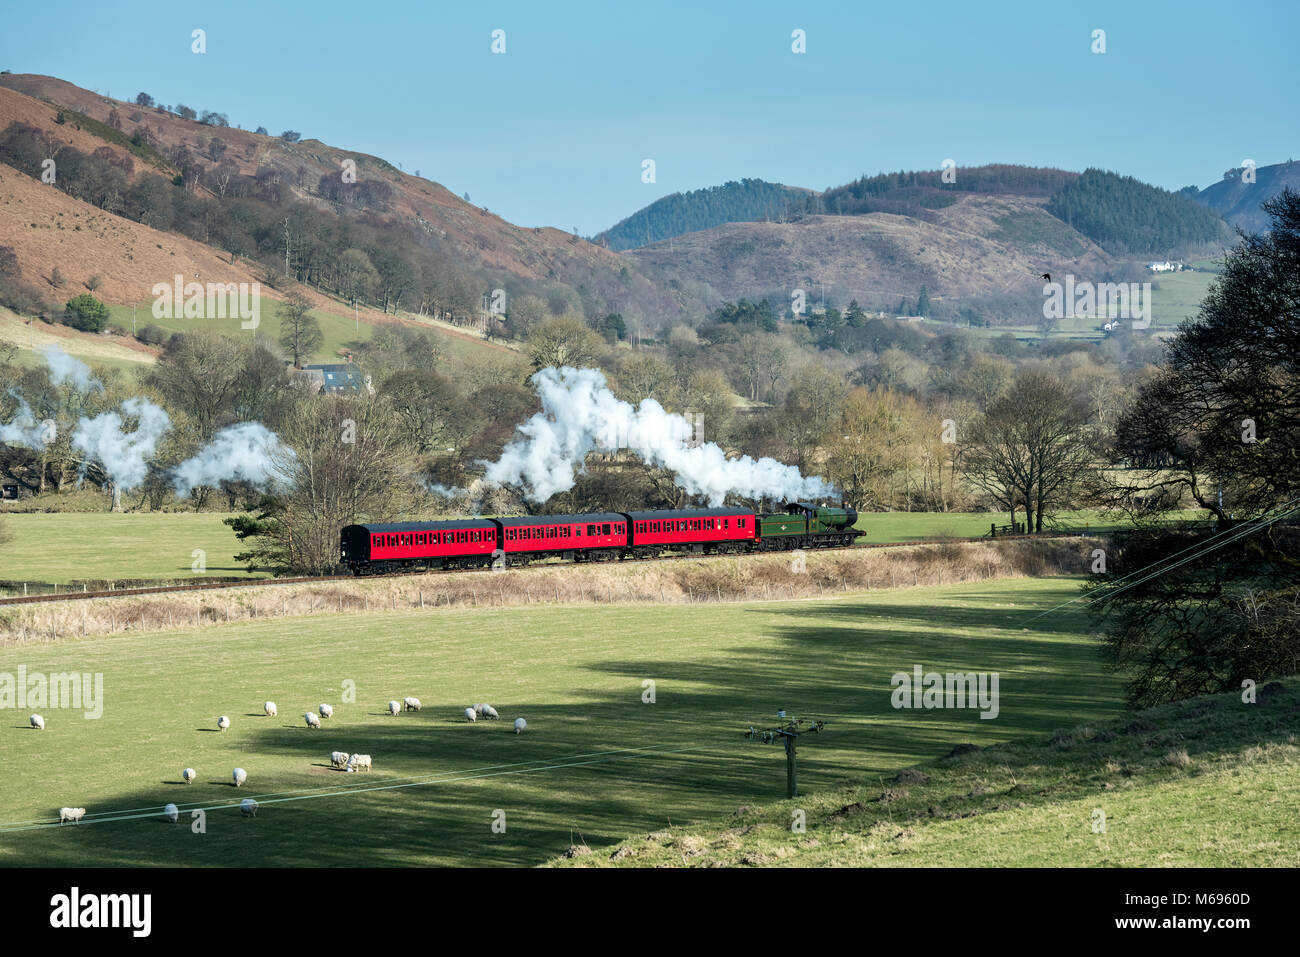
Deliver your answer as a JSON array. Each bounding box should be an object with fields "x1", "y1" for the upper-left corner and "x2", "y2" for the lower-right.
[
  {"x1": 595, "y1": 178, "x2": 812, "y2": 251},
  {"x1": 1195, "y1": 159, "x2": 1300, "y2": 234},
  {"x1": 626, "y1": 193, "x2": 1115, "y2": 321},
  {"x1": 0, "y1": 74, "x2": 701, "y2": 333},
  {"x1": 553, "y1": 678, "x2": 1300, "y2": 867}
]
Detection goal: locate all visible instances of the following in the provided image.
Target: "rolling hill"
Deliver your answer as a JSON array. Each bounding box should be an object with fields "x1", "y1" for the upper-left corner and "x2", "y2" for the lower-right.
[
  {"x1": 611, "y1": 165, "x2": 1231, "y2": 321},
  {"x1": 0, "y1": 73, "x2": 701, "y2": 335},
  {"x1": 1194, "y1": 159, "x2": 1300, "y2": 234}
]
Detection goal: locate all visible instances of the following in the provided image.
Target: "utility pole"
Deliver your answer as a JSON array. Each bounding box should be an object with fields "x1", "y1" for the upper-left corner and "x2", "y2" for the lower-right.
[
  {"x1": 744, "y1": 712, "x2": 827, "y2": 798},
  {"x1": 132, "y1": 302, "x2": 136, "y2": 337}
]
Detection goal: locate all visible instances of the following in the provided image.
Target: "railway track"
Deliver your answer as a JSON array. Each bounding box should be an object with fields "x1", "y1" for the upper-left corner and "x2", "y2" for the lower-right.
[{"x1": 0, "y1": 531, "x2": 1087, "y2": 607}]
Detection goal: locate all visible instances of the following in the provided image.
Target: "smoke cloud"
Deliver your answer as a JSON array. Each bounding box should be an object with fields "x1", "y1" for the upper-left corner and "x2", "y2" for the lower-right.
[
  {"x1": 41, "y1": 345, "x2": 102, "y2": 392},
  {"x1": 171, "y1": 421, "x2": 294, "y2": 496},
  {"x1": 442, "y1": 366, "x2": 836, "y2": 506},
  {"x1": 0, "y1": 394, "x2": 50, "y2": 450},
  {"x1": 71, "y1": 398, "x2": 172, "y2": 492}
]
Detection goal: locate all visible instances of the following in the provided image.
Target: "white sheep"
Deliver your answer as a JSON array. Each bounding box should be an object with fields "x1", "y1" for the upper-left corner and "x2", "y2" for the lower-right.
[
  {"x1": 347, "y1": 753, "x2": 372, "y2": 773},
  {"x1": 304, "y1": 711, "x2": 321, "y2": 729},
  {"x1": 264, "y1": 701, "x2": 277, "y2": 717},
  {"x1": 482, "y1": 705, "x2": 500, "y2": 720},
  {"x1": 387, "y1": 700, "x2": 401, "y2": 716},
  {"x1": 30, "y1": 714, "x2": 44, "y2": 731},
  {"x1": 59, "y1": 807, "x2": 86, "y2": 825},
  {"x1": 404, "y1": 697, "x2": 421, "y2": 712},
  {"x1": 330, "y1": 751, "x2": 350, "y2": 769},
  {"x1": 473, "y1": 703, "x2": 486, "y2": 716},
  {"x1": 164, "y1": 803, "x2": 179, "y2": 824},
  {"x1": 464, "y1": 707, "x2": 477, "y2": 722},
  {"x1": 182, "y1": 768, "x2": 197, "y2": 785},
  {"x1": 232, "y1": 767, "x2": 247, "y2": 787},
  {"x1": 514, "y1": 718, "x2": 527, "y2": 735},
  {"x1": 240, "y1": 798, "x2": 258, "y2": 818},
  {"x1": 318, "y1": 703, "x2": 334, "y2": 720},
  {"x1": 217, "y1": 715, "x2": 231, "y2": 732}
]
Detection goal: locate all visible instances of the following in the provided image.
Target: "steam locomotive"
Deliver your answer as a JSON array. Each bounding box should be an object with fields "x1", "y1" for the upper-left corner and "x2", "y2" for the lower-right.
[{"x1": 340, "y1": 503, "x2": 862, "y2": 575}]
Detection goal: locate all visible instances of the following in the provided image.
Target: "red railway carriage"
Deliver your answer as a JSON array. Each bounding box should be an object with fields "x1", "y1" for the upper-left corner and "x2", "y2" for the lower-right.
[
  {"x1": 498, "y1": 513, "x2": 627, "y2": 564},
  {"x1": 341, "y1": 519, "x2": 498, "y2": 572},
  {"x1": 622, "y1": 508, "x2": 756, "y2": 555}
]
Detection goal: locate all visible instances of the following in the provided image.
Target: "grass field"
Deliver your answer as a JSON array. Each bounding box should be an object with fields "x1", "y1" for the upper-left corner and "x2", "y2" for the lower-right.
[
  {"x1": 566, "y1": 679, "x2": 1300, "y2": 867},
  {"x1": 0, "y1": 512, "x2": 264, "y2": 584},
  {"x1": 0, "y1": 576, "x2": 1123, "y2": 867},
  {"x1": 0, "y1": 507, "x2": 1208, "y2": 587},
  {"x1": 107, "y1": 302, "x2": 371, "y2": 367}
]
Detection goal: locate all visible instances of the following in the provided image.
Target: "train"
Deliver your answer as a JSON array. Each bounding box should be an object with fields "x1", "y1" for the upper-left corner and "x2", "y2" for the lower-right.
[{"x1": 340, "y1": 503, "x2": 862, "y2": 575}]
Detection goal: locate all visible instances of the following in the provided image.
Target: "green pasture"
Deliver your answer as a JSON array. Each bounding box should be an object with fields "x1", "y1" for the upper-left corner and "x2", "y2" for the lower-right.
[{"x1": 0, "y1": 576, "x2": 1123, "y2": 866}]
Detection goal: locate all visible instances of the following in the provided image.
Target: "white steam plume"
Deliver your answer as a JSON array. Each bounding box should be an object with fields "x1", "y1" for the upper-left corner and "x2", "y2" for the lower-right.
[
  {"x1": 171, "y1": 422, "x2": 294, "y2": 496},
  {"x1": 0, "y1": 394, "x2": 51, "y2": 450},
  {"x1": 442, "y1": 366, "x2": 836, "y2": 506},
  {"x1": 41, "y1": 344, "x2": 102, "y2": 392},
  {"x1": 71, "y1": 397, "x2": 172, "y2": 492}
]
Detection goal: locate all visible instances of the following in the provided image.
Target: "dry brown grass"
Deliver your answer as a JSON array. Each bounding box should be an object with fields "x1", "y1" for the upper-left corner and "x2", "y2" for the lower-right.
[{"x1": 0, "y1": 538, "x2": 1097, "y2": 645}]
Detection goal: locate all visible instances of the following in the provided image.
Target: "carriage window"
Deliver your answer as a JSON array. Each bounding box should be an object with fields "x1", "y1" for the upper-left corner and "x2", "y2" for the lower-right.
[
  {"x1": 507, "y1": 528, "x2": 515, "y2": 541},
  {"x1": 458, "y1": 531, "x2": 466, "y2": 543},
  {"x1": 723, "y1": 519, "x2": 729, "y2": 530},
  {"x1": 587, "y1": 525, "x2": 596, "y2": 535},
  {"x1": 739, "y1": 518, "x2": 747, "y2": 528},
  {"x1": 601, "y1": 523, "x2": 610, "y2": 535}
]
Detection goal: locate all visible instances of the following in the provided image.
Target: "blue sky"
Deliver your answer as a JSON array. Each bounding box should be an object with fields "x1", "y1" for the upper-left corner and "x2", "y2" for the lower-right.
[{"x1": 1, "y1": 0, "x2": 1296, "y2": 234}]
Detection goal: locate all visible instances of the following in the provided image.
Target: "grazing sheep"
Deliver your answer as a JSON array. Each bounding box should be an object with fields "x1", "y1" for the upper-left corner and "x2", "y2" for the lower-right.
[
  {"x1": 164, "y1": 803, "x2": 179, "y2": 824},
  {"x1": 232, "y1": 768, "x2": 247, "y2": 787},
  {"x1": 514, "y1": 718, "x2": 527, "y2": 735},
  {"x1": 482, "y1": 705, "x2": 500, "y2": 720},
  {"x1": 473, "y1": 703, "x2": 486, "y2": 716},
  {"x1": 387, "y1": 700, "x2": 401, "y2": 716},
  {"x1": 182, "y1": 768, "x2": 197, "y2": 784},
  {"x1": 29, "y1": 714, "x2": 44, "y2": 731},
  {"x1": 318, "y1": 703, "x2": 334, "y2": 719},
  {"x1": 403, "y1": 697, "x2": 421, "y2": 712},
  {"x1": 264, "y1": 701, "x2": 277, "y2": 717},
  {"x1": 240, "y1": 798, "x2": 258, "y2": 818},
  {"x1": 330, "y1": 751, "x2": 350, "y2": 769},
  {"x1": 464, "y1": 707, "x2": 477, "y2": 722},
  {"x1": 59, "y1": 807, "x2": 86, "y2": 825},
  {"x1": 347, "y1": 753, "x2": 372, "y2": 773},
  {"x1": 217, "y1": 715, "x2": 231, "y2": 732},
  {"x1": 304, "y1": 711, "x2": 321, "y2": 729}
]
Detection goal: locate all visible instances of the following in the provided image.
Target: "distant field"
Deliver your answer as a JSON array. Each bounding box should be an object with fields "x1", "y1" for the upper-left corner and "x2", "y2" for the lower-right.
[
  {"x1": 0, "y1": 506, "x2": 1184, "y2": 586},
  {"x1": 106, "y1": 302, "x2": 371, "y2": 366},
  {"x1": 0, "y1": 576, "x2": 1123, "y2": 867},
  {"x1": 0, "y1": 512, "x2": 263, "y2": 584},
  {"x1": 853, "y1": 508, "x2": 1205, "y2": 543}
]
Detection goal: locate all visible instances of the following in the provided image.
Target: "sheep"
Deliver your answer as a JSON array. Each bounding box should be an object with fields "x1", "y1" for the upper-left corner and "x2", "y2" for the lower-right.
[
  {"x1": 232, "y1": 767, "x2": 247, "y2": 787},
  {"x1": 514, "y1": 718, "x2": 527, "y2": 735},
  {"x1": 59, "y1": 807, "x2": 86, "y2": 825},
  {"x1": 304, "y1": 711, "x2": 321, "y2": 729},
  {"x1": 217, "y1": 715, "x2": 231, "y2": 732},
  {"x1": 29, "y1": 714, "x2": 44, "y2": 731},
  {"x1": 182, "y1": 768, "x2": 197, "y2": 785},
  {"x1": 482, "y1": 705, "x2": 500, "y2": 720},
  {"x1": 240, "y1": 798, "x2": 259, "y2": 818},
  {"x1": 264, "y1": 701, "x2": 277, "y2": 717},
  {"x1": 347, "y1": 753, "x2": 372, "y2": 773},
  {"x1": 473, "y1": 703, "x2": 486, "y2": 716},
  {"x1": 318, "y1": 703, "x2": 334, "y2": 720},
  {"x1": 403, "y1": 697, "x2": 421, "y2": 712},
  {"x1": 330, "y1": 751, "x2": 350, "y2": 769},
  {"x1": 163, "y1": 803, "x2": 179, "y2": 824},
  {"x1": 464, "y1": 707, "x2": 477, "y2": 722},
  {"x1": 387, "y1": 700, "x2": 401, "y2": 716}
]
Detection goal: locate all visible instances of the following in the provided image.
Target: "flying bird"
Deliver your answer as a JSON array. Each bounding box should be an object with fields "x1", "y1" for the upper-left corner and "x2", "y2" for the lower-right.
[{"x1": 1041, "y1": 273, "x2": 1051, "y2": 282}]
